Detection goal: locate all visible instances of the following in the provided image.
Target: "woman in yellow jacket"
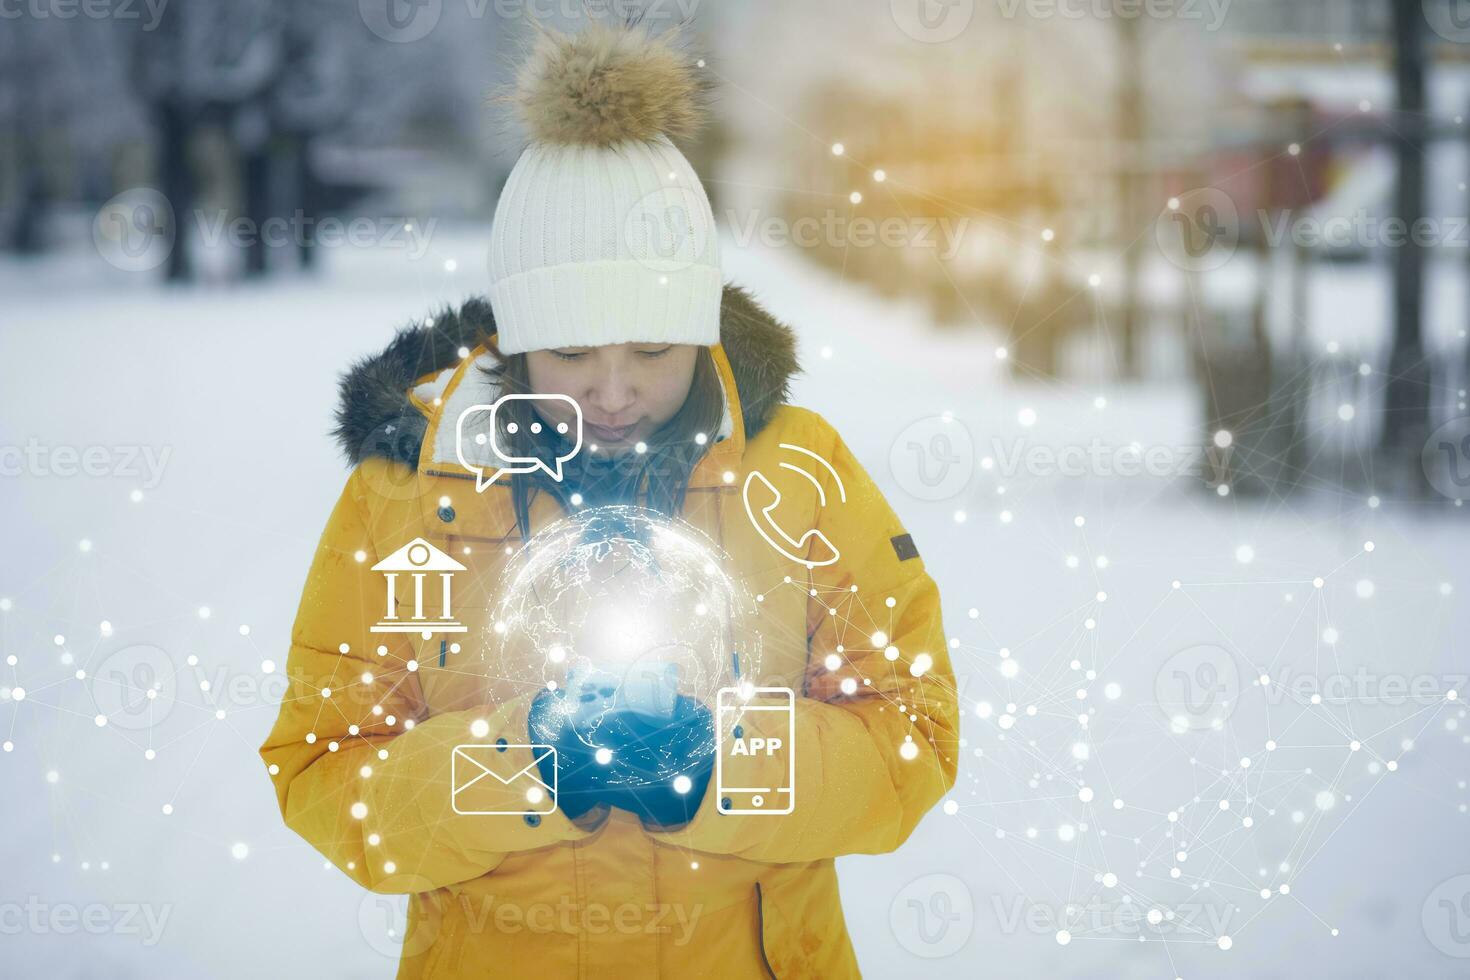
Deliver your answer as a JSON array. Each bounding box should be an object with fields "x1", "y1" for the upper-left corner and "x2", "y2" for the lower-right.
[{"x1": 261, "y1": 21, "x2": 957, "y2": 978}]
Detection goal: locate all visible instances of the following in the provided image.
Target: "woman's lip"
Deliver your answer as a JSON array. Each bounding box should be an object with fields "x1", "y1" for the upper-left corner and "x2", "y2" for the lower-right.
[{"x1": 586, "y1": 422, "x2": 636, "y2": 441}]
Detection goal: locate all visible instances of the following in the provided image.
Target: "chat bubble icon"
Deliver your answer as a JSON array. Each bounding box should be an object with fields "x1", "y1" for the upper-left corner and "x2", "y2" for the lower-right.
[{"x1": 456, "y1": 393, "x2": 583, "y2": 492}]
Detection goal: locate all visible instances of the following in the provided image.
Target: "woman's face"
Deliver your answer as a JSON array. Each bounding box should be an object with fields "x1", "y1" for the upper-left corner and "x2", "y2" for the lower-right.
[{"x1": 525, "y1": 342, "x2": 700, "y2": 452}]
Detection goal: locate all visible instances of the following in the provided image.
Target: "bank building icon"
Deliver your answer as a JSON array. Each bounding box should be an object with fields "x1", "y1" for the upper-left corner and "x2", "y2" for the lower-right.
[{"x1": 370, "y1": 538, "x2": 468, "y2": 634}]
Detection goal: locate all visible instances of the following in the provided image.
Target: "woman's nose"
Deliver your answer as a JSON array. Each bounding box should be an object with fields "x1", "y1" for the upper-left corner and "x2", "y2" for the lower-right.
[{"x1": 587, "y1": 377, "x2": 636, "y2": 417}]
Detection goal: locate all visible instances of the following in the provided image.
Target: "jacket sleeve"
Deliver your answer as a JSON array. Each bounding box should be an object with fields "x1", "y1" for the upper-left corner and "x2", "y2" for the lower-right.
[
  {"x1": 259, "y1": 465, "x2": 596, "y2": 894},
  {"x1": 656, "y1": 418, "x2": 959, "y2": 863}
]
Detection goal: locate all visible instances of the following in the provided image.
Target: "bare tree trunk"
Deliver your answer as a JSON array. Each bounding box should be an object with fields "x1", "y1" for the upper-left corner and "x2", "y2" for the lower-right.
[
  {"x1": 293, "y1": 135, "x2": 318, "y2": 271},
  {"x1": 1117, "y1": 14, "x2": 1144, "y2": 380},
  {"x1": 242, "y1": 145, "x2": 271, "y2": 278},
  {"x1": 1381, "y1": 0, "x2": 1431, "y2": 491},
  {"x1": 156, "y1": 100, "x2": 193, "y2": 283}
]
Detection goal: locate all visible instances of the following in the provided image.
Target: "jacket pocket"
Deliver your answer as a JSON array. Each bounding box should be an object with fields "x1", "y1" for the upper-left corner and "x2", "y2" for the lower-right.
[
  {"x1": 754, "y1": 874, "x2": 862, "y2": 979},
  {"x1": 755, "y1": 883, "x2": 779, "y2": 979}
]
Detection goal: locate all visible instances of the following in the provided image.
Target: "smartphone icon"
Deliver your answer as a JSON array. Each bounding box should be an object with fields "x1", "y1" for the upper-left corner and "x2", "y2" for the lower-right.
[{"x1": 716, "y1": 686, "x2": 795, "y2": 815}]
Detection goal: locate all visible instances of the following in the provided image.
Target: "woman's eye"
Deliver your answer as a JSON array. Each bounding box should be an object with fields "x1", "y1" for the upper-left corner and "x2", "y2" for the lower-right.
[
  {"x1": 636, "y1": 347, "x2": 672, "y2": 359},
  {"x1": 552, "y1": 350, "x2": 588, "y2": 361}
]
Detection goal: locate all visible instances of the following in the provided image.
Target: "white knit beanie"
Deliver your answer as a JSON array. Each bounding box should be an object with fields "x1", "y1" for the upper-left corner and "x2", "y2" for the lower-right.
[{"x1": 488, "y1": 22, "x2": 721, "y2": 356}]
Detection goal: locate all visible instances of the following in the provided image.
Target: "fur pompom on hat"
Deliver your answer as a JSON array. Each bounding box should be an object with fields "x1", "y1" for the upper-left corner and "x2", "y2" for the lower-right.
[
  {"x1": 487, "y1": 19, "x2": 723, "y2": 356},
  {"x1": 509, "y1": 20, "x2": 710, "y2": 148}
]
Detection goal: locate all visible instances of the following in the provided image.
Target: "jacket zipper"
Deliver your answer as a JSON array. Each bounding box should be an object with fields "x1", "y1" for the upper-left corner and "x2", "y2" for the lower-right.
[{"x1": 754, "y1": 882, "x2": 778, "y2": 979}]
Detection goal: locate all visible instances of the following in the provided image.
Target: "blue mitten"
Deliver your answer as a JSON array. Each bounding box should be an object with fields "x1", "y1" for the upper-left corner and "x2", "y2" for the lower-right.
[
  {"x1": 528, "y1": 688, "x2": 605, "y2": 820},
  {"x1": 592, "y1": 695, "x2": 714, "y2": 828}
]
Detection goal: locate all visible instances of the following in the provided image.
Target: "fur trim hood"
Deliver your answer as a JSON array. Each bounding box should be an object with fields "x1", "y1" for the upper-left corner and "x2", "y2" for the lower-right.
[{"x1": 333, "y1": 284, "x2": 799, "y2": 468}]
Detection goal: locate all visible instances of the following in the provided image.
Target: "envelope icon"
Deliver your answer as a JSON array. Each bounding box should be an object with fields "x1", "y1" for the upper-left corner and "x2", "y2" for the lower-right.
[{"x1": 451, "y1": 744, "x2": 558, "y2": 816}]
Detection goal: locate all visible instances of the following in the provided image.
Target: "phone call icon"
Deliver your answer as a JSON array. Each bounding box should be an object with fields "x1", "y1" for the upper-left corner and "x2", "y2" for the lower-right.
[{"x1": 741, "y1": 443, "x2": 845, "y2": 568}]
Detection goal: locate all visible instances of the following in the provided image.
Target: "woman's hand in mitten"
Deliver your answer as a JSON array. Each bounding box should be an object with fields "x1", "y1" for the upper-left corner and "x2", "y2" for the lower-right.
[
  {"x1": 528, "y1": 687, "x2": 606, "y2": 821},
  {"x1": 592, "y1": 695, "x2": 715, "y2": 828}
]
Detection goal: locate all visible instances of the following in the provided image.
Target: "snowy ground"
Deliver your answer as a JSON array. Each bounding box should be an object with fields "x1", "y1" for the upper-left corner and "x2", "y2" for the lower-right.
[{"x1": 1, "y1": 228, "x2": 1468, "y2": 978}]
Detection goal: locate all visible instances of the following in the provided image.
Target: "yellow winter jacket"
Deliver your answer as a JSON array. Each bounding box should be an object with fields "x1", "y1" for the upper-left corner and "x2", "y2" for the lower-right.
[{"x1": 260, "y1": 287, "x2": 958, "y2": 978}]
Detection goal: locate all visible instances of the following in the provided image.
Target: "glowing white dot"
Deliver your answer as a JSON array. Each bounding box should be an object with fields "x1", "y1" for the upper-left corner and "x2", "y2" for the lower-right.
[
  {"x1": 673, "y1": 775, "x2": 693, "y2": 794},
  {"x1": 93, "y1": 714, "x2": 107, "y2": 727},
  {"x1": 231, "y1": 843, "x2": 249, "y2": 861},
  {"x1": 1056, "y1": 930, "x2": 1071, "y2": 946},
  {"x1": 831, "y1": 142, "x2": 845, "y2": 156},
  {"x1": 351, "y1": 802, "x2": 368, "y2": 820},
  {"x1": 595, "y1": 748, "x2": 613, "y2": 765},
  {"x1": 899, "y1": 741, "x2": 920, "y2": 760},
  {"x1": 1087, "y1": 273, "x2": 1102, "y2": 288},
  {"x1": 840, "y1": 678, "x2": 858, "y2": 696},
  {"x1": 1041, "y1": 228, "x2": 1055, "y2": 242},
  {"x1": 1218, "y1": 936, "x2": 1233, "y2": 951},
  {"x1": 1017, "y1": 407, "x2": 1037, "y2": 427},
  {"x1": 10, "y1": 687, "x2": 25, "y2": 702},
  {"x1": 470, "y1": 719, "x2": 490, "y2": 739}
]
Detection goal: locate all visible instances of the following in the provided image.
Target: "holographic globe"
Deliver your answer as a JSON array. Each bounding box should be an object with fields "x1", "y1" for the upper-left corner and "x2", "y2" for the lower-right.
[{"x1": 484, "y1": 505, "x2": 761, "y2": 766}]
